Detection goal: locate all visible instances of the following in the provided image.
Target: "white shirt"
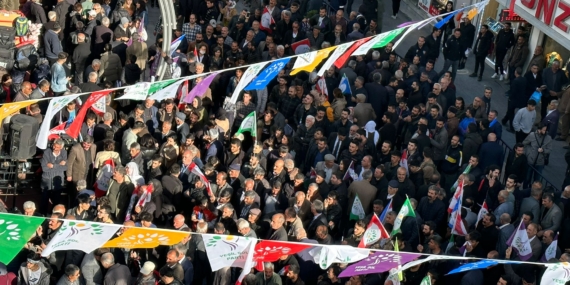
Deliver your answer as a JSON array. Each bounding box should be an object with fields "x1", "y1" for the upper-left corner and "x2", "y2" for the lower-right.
[{"x1": 28, "y1": 268, "x2": 41, "y2": 285}]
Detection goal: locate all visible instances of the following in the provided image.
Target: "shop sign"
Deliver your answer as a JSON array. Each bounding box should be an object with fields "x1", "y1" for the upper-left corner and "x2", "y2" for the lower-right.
[
  {"x1": 499, "y1": 9, "x2": 525, "y2": 21},
  {"x1": 515, "y1": 0, "x2": 570, "y2": 34}
]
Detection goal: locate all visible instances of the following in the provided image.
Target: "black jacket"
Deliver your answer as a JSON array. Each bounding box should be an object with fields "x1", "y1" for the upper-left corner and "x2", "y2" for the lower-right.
[
  {"x1": 495, "y1": 29, "x2": 515, "y2": 52},
  {"x1": 425, "y1": 33, "x2": 442, "y2": 61},
  {"x1": 473, "y1": 31, "x2": 494, "y2": 57},
  {"x1": 509, "y1": 76, "x2": 528, "y2": 109},
  {"x1": 443, "y1": 35, "x2": 465, "y2": 61},
  {"x1": 405, "y1": 43, "x2": 430, "y2": 66}
]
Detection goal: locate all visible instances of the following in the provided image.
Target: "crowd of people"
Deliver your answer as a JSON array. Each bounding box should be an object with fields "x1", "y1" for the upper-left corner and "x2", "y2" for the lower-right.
[{"x1": 0, "y1": 0, "x2": 570, "y2": 284}]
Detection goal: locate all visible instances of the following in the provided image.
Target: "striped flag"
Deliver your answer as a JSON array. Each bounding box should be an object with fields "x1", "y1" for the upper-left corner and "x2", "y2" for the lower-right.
[{"x1": 379, "y1": 199, "x2": 393, "y2": 223}]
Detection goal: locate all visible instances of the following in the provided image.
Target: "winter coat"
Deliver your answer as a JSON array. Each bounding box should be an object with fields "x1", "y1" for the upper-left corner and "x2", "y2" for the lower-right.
[
  {"x1": 18, "y1": 260, "x2": 52, "y2": 285},
  {"x1": 523, "y1": 131, "x2": 552, "y2": 166},
  {"x1": 99, "y1": 51, "x2": 123, "y2": 83}
]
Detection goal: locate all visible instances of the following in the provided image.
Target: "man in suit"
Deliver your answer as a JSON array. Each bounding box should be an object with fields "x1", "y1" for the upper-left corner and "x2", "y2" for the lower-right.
[
  {"x1": 162, "y1": 249, "x2": 185, "y2": 281},
  {"x1": 307, "y1": 200, "x2": 327, "y2": 239},
  {"x1": 503, "y1": 67, "x2": 528, "y2": 129},
  {"x1": 347, "y1": 170, "x2": 378, "y2": 216},
  {"x1": 67, "y1": 136, "x2": 97, "y2": 187},
  {"x1": 519, "y1": 186, "x2": 542, "y2": 224},
  {"x1": 496, "y1": 213, "x2": 515, "y2": 259},
  {"x1": 524, "y1": 64, "x2": 543, "y2": 102},
  {"x1": 315, "y1": 154, "x2": 339, "y2": 184},
  {"x1": 541, "y1": 100, "x2": 560, "y2": 139},
  {"x1": 540, "y1": 193, "x2": 563, "y2": 236},
  {"x1": 289, "y1": 191, "x2": 312, "y2": 228},
  {"x1": 328, "y1": 129, "x2": 350, "y2": 161},
  {"x1": 527, "y1": 223, "x2": 543, "y2": 261},
  {"x1": 352, "y1": 94, "x2": 377, "y2": 128},
  {"x1": 266, "y1": 213, "x2": 287, "y2": 241}
]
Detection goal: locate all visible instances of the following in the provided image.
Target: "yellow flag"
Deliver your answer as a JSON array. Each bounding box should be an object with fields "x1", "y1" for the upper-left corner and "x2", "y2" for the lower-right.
[
  {"x1": 290, "y1": 46, "x2": 336, "y2": 75},
  {"x1": 102, "y1": 227, "x2": 189, "y2": 248},
  {"x1": 0, "y1": 100, "x2": 40, "y2": 123},
  {"x1": 395, "y1": 237, "x2": 404, "y2": 281},
  {"x1": 467, "y1": 8, "x2": 478, "y2": 20}
]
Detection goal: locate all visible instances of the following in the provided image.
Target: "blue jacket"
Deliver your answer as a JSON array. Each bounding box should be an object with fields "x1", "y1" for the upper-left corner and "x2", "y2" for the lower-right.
[
  {"x1": 44, "y1": 30, "x2": 62, "y2": 59},
  {"x1": 50, "y1": 62, "x2": 68, "y2": 92},
  {"x1": 459, "y1": 117, "x2": 475, "y2": 138}
]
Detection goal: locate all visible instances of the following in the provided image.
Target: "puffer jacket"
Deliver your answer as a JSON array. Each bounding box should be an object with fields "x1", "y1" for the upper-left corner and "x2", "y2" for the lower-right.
[{"x1": 99, "y1": 51, "x2": 123, "y2": 83}]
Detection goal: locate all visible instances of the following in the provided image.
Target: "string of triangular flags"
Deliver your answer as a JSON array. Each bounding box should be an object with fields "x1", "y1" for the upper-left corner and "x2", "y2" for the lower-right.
[
  {"x1": 3, "y1": 202, "x2": 567, "y2": 281},
  {"x1": 6, "y1": 0, "x2": 488, "y2": 149}
]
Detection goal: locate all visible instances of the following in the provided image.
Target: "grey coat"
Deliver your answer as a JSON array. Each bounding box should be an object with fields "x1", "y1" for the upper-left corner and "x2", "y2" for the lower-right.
[
  {"x1": 18, "y1": 261, "x2": 52, "y2": 285},
  {"x1": 80, "y1": 252, "x2": 103, "y2": 285},
  {"x1": 523, "y1": 131, "x2": 552, "y2": 166},
  {"x1": 103, "y1": 264, "x2": 131, "y2": 285},
  {"x1": 540, "y1": 203, "x2": 563, "y2": 233},
  {"x1": 430, "y1": 127, "x2": 448, "y2": 161},
  {"x1": 519, "y1": 197, "x2": 540, "y2": 224}
]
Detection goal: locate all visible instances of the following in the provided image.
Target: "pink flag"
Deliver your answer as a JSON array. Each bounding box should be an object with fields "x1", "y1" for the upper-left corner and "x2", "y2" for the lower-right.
[
  {"x1": 188, "y1": 162, "x2": 213, "y2": 196},
  {"x1": 184, "y1": 73, "x2": 218, "y2": 103}
]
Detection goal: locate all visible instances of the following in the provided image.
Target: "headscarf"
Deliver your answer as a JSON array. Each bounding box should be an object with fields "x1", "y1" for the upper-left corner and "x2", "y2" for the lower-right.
[
  {"x1": 125, "y1": 162, "x2": 149, "y2": 221},
  {"x1": 125, "y1": 162, "x2": 145, "y2": 188},
  {"x1": 364, "y1": 120, "x2": 379, "y2": 146}
]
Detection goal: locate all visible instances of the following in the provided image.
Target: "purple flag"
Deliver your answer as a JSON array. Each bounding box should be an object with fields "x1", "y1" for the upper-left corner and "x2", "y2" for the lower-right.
[
  {"x1": 506, "y1": 220, "x2": 533, "y2": 261},
  {"x1": 126, "y1": 37, "x2": 133, "y2": 47},
  {"x1": 338, "y1": 251, "x2": 421, "y2": 278},
  {"x1": 184, "y1": 73, "x2": 218, "y2": 103},
  {"x1": 397, "y1": 21, "x2": 415, "y2": 28}
]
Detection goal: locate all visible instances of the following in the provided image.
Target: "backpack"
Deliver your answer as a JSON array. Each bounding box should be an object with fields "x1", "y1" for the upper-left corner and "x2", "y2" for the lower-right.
[
  {"x1": 14, "y1": 44, "x2": 38, "y2": 71},
  {"x1": 15, "y1": 17, "x2": 29, "y2": 37},
  {"x1": 31, "y1": 59, "x2": 50, "y2": 84},
  {"x1": 0, "y1": 26, "x2": 15, "y2": 49}
]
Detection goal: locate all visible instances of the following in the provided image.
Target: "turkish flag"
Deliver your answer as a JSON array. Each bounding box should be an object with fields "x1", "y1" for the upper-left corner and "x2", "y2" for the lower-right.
[
  {"x1": 253, "y1": 240, "x2": 313, "y2": 270},
  {"x1": 291, "y1": 38, "x2": 310, "y2": 54},
  {"x1": 333, "y1": 37, "x2": 372, "y2": 69},
  {"x1": 66, "y1": 90, "x2": 112, "y2": 139}
]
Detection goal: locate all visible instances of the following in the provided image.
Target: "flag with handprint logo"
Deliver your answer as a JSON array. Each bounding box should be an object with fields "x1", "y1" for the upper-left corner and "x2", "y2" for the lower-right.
[
  {"x1": 0, "y1": 213, "x2": 45, "y2": 264},
  {"x1": 42, "y1": 220, "x2": 120, "y2": 257}
]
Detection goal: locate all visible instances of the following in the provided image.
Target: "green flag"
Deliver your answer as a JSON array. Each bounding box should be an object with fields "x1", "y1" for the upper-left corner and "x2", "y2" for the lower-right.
[
  {"x1": 0, "y1": 213, "x2": 45, "y2": 264},
  {"x1": 451, "y1": 164, "x2": 471, "y2": 193},
  {"x1": 349, "y1": 194, "x2": 366, "y2": 221},
  {"x1": 391, "y1": 197, "x2": 416, "y2": 236},
  {"x1": 235, "y1": 111, "x2": 257, "y2": 136},
  {"x1": 420, "y1": 275, "x2": 431, "y2": 285},
  {"x1": 372, "y1": 28, "x2": 406, "y2": 48},
  {"x1": 148, "y1": 78, "x2": 178, "y2": 95}
]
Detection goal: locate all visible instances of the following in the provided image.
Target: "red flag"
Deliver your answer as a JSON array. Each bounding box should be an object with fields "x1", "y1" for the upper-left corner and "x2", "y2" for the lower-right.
[
  {"x1": 188, "y1": 162, "x2": 213, "y2": 196},
  {"x1": 315, "y1": 77, "x2": 328, "y2": 96},
  {"x1": 48, "y1": 122, "x2": 67, "y2": 140},
  {"x1": 448, "y1": 180, "x2": 463, "y2": 214},
  {"x1": 400, "y1": 149, "x2": 409, "y2": 175},
  {"x1": 94, "y1": 158, "x2": 115, "y2": 197},
  {"x1": 253, "y1": 240, "x2": 312, "y2": 271},
  {"x1": 177, "y1": 80, "x2": 188, "y2": 110},
  {"x1": 291, "y1": 38, "x2": 310, "y2": 54},
  {"x1": 193, "y1": 46, "x2": 198, "y2": 58},
  {"x1": 66, "y1": 90, "x2": 112, "y2": 139},
  {"x1": 309, "y1": 167, "x2": 316, "y2": 179},
  {"x1": 334, "y1": 37, "x2": 372, "y2": 69},
  {"x1": 358, "y1": 213, "x2": 390, "y2": 248},
  {"x1": 260, "y1": 7, "x2": 275, "y2": 33}
]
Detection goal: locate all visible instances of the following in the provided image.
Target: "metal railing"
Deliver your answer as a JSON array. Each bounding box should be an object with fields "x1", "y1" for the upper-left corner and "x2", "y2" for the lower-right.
[{"x1": 496, "y1": 139, "x2": 560, "y2": 192}]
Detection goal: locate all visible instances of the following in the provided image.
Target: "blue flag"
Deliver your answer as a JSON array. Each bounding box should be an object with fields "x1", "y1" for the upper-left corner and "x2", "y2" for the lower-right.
[
  {"x1": 379, "y1": 199, "x2": 392, "y2": 223},
  {"x1": 170, "y1": 34, "x2": 186, "y2": 56},
  {"x1": 245, "y1": 58, "x2": 290, "y2": 91},
  {"x1": 339, "y1": 74, "x2": 352, "y2": 95},
  {"x1": 447, "y1": 260, "x2": 519, "y2": 275},
  {"x1": 435, "y1": 11, "x2": 459, "y2": 29}
]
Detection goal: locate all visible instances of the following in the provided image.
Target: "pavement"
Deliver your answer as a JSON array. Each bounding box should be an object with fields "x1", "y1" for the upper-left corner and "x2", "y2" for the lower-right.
[{"x1": 143, "y1": 0, "x2": 567, "y2": 190}]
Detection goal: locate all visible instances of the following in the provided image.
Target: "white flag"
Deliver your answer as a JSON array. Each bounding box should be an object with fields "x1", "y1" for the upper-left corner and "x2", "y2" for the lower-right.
[
  {"x1": 506, "y1": 220, "x2": 532, "y2": 261},
  {"x1": 316, "y1": 41, "x2": 354, "y2": 76},
  {"x1": 541, "y1": 263, "x2": 570, "y2": 285},
  {"x1": 148, "y1": 79, "x2": 184, "y2": 102},
  {"x1": 42, "y1": 220, "x2": 120, "y2": 257},
  {"x1": 309, "y1": 245, "x2": 369, "y2": 269},
  {"x1": 203, "y1": 234, "x2": 254, "y2": 271},
  {"x1": 290, "y1": 51, "x2": 317, "y2": 72},
  {"x1": 235, "y1": 240, "x2": 257, "y2": 285},
  {"x1": 117, "y1": 82, "x2": 151, "y2": 101},
  {"x1": 36, "y1": 94, "x2": 80, "y2": 149},
  {"x1": 350, "y1": 194, "x2": 366, "y2": 220},
  {"x1": 229, "y1": 63, "x2": 266, "y2": 104}
]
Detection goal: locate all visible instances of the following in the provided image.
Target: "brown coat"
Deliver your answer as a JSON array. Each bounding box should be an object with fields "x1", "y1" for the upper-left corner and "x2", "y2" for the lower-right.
[
  {"x1": 352, "y1": 103, "x2": 377, "y2": 127},
  {"x1": 126, "y1": 41, "x2": 148, "y2": 71},
  {"x1": 67, "y1": 143, "x2": 97, "y2": 183},
  {"x1": 347, "y1": 180, "x2": 378, "y2": 215}
]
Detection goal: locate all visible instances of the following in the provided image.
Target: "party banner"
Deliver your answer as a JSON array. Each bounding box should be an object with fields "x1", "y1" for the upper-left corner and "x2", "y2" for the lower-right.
[
  {"x1": 36, "y1": 94, "x2": 79, "y2": 149},
  {"x1": 446, "y1": 260, "x2": 519, "y2": 275},
  {"x1": 290, "y1": 46, "x2": 336, "y2": 76},
  {"x1": 185, "y1": 73, "x2": 218, "y2": 103},
  {"x1": 352, "y1": 28, "x2": 406, "y2": 57},
  {"x1": 0, "y1": 213, "x2": 45, "y2": 265},
  {"x1": 245, "y1": 58, "x2": 290, "y2": 90},
  {"x1": 66, "y1": 90, "x2": 112, "y2": 139},
  {"x1": 317, "y1": 41, "x2": 354, "y2": 76},
  {"x1": 103, "y1": 227, "x2": 189, "y2": 248},
  {"x1": 203, "y1": 234, "x2": 253, "y2": 271},
  {"x1": 0, "y1": 100, "x2": 39, "y2": 123},
  {"x1": 148, "y1": 79, "x2": 179, "y2": 96},
  {"x1": 42, "y1": 220, "x2": 120, "y2": 257},
  {"x1": 117, "y1": 82, "x2": 151, "y2": 101},
  {"x1": 339, "y1": 251, "x2": 421, "y2": 277},
  {"x1": 229, "y1": 62, "x2": 266, "y2": 104},
  {"x1": 388, "y1": 255, "x2": 454, "y2": 279},
  {"x1": 334, "y1": 38, "x2": 371, "y2": 69},
  {"x1": 254, "y1": 240, "x2": 313, "y2": 266},
  {"x1": 541, "y1": 263, "x2": 570, "y2": 285},
  {"x1": 148, "y1": 79, "x2": 184, "y2": 102},
  {"x1": 373, "y1": 28, "x2": 406, "y2": 49},
  {"x1": 309, "y1": 245, "x2": 369, "y2": 269}
]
